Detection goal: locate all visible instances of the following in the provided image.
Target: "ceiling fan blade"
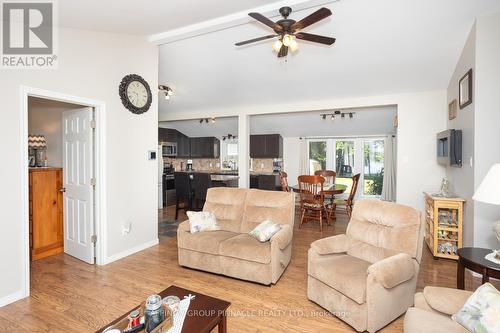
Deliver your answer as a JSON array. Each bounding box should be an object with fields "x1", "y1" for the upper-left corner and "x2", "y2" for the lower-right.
[
  {"x1": 235, "y1": 34, "x2": 277, "y2": 46},
  {"x1": 295, "y1": 32, "x2": 336, "y2": 45},
  {"x1": 277, "y1": 44, "x2": 289, "y2": 58},
  {"x1": 249, "y1": 12, "x2": 283, "y2": 32},
  {"x1": 291, "y1": 7, "x2": 332, "y2": 31}
]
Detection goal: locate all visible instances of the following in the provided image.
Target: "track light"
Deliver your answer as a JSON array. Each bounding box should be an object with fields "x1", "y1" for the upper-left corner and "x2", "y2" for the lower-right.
[
  {"x1": 159, "y1": 85, "x2": 174, "y2": 100},
  {"x1": 211, "y1": 117, "x2": 216, "y2": 124},
  {"x1": 199, "y1": 119, "x2": 203, "y2": 124},
  {"x1": 320, "y1": 111, "x2": 355, "y2": 121}
]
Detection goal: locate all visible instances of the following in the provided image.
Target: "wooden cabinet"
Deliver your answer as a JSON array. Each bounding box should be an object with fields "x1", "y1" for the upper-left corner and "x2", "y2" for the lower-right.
[
  {"x1": 424, "y1": 192, "x2": 464, "y2": 260},
  {"x1": 177, "y1": 132, "x2": 191, "y2": 158},
  {"x1": 158, "y1": 128, "x2": 178, "y2": 143},
  {"x1": 29, "y1": 168, "x2": 64, "y2": 261},
  {"x1": 249, "y1": 174, "x2": 279, "y2": 191},
  {"x1": 190, "y1": 137, "x2": 220, "y2": 158},
  {"x1": 250, "y1": 134, "x2": 283, "y2": 158}
]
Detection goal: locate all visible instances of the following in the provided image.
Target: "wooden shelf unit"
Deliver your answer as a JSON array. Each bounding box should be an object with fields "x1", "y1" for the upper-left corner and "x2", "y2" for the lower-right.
[
  {"x1": 424, "y1": 192, "x2": 464, "y2": 260},
  {"x1": 29, "y1": 167, "x2": 64, "y2": 261}
]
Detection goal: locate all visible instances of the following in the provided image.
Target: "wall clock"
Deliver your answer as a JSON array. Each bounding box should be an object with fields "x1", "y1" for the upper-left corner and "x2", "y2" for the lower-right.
[{"x1": 119, "y1": 74, "x2": 152, "y2": 114}]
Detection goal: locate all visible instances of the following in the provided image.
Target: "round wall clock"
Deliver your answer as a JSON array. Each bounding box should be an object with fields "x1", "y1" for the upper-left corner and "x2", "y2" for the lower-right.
[{"x1": 119, "y1": 74, "x2": 152, "y2": 114}]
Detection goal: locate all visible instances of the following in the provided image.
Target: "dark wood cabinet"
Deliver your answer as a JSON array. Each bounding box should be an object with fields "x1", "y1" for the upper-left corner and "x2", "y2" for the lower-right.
[
  {"x1": 250, "y1": 134, "x2": 283, "y2": 158},
  {"x1": 190, "y1": 137, "x2": 220, "y2": 158},
  {"x1": 158, "y1": 128, "x2": 177, "y2": 143},
  {"x1": 249, "y1": 174, "x2": 279, "y2": 191},
  {"x1": 177, "y1": 132, "x2": 191, "y2": 158}
]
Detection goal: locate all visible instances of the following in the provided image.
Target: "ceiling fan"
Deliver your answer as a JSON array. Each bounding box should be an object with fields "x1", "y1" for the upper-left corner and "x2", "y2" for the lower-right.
[{"x1": 235, "y1": 6, "x2": 336, "y2": 57}]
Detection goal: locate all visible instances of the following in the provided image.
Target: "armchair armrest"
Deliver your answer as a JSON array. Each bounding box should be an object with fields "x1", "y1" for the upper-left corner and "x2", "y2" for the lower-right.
[
  {"x1": 423, "y1": 286, "x2": 473, "y2": 315},
  {"x1": 177, "y1": 220, "x2": 190, "y2": 232},
  {"x1": 367, "y1": 253, "x2": 415, "y2": 289},
  {"x1": 271, "y1": 225, "x2": 293, "y2": 250},
  {"x1": 310, "y1": 234, "x2": 352, "y2": 255}
]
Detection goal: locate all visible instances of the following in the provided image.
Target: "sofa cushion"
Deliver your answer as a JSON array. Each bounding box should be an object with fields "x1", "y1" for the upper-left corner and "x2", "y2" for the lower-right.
[
  {"x1": 404, "y1": 307, "x2": 469, "y2": 333},
  {"x1": 177, "y1": 230, "x2": 237, "y2": 255},
  {"x1": 240, "y1": 189, "x2": 295, "y2": 233},
  {"x1": 308, "y1": 253, "x2": 370, "y2": 304},
  {"x1": 219, "y1": 233, "x2": 271, "y2": 264},
  {"x1": 186, "y1": 211, "x2": 219, "y2": 233},
  {"x1": 249, "y1": 220, "x2": 282, "y2": 242},
  {"x1": 203, "y1": 187, "x2": 248, "y2": 233}
]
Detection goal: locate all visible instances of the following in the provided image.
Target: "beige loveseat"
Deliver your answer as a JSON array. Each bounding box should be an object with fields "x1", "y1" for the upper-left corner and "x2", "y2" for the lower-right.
[
  {"x1": 177, "y1": 187, "x2": 295, "y2": 285},
  {"x1": 308, "y1": 200, "x2": 424, "y2": 332},
  {"x1": 404, "y1": 286, "x2": 472, "y2": 333}
]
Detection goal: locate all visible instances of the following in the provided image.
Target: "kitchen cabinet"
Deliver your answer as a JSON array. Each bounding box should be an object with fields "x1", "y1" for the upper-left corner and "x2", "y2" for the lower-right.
[
  {"x1": 250, "y1": 174, "x2": 279, "y2": 191},
  {"x1": 250, "y1": 134, "x2": 283, "y2": 158},
  {"x1": 158, "y1": 128, "x2": 177, "y2": 143},
  {"x1": 177, "y1": 132, "x2": 191, "y2": 158},
  {"x1": 190, "y1": 137, "x2": 220, "y2": 158},
  {"x1": 29, "y1": 168, "x2": 63, "y2": 261}
]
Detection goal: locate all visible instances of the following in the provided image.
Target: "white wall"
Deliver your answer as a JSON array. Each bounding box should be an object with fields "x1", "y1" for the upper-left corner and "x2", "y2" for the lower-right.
[
  {"x1": 446, "y1": 24, "x2": 476, "y2": 247},
  {"x1": 474, "y1": 12, "x2": 500, "y2": 249},
  {"x1": 28, "y1": 98, "x2": 86, "y2": 168},
  {"x1": 0, "y1": 28, "x2": 158, "y2": 305},
  {"x1": 283, "y1": 137, "x2": 301, "y2": 186}
]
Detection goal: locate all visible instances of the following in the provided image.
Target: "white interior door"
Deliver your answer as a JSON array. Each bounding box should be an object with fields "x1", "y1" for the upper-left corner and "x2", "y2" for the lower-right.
[{"x1": 62, "y1": 108, "x2": 95, "y2": 264}]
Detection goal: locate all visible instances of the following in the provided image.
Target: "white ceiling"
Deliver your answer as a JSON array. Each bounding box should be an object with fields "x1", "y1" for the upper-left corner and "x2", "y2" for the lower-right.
[
  {"x1": 58, "y1": 0, "x2": 274, "y2": 35},
  {"x1": 158, "y1": 0, "x2": 500, "y2": 119},
  {"x1": 160, "y1": 106, "x2": 396, "y2": 137}
]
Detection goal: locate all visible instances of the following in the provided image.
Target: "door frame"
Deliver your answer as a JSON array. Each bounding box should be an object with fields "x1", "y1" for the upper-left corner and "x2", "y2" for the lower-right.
[{"x1": 19, "y1": 86, "x2": 107, "y2": 299}]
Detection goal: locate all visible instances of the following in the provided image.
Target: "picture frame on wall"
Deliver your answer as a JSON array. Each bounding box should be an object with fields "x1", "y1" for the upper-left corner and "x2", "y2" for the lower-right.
[
  {"x1": 459, "y1": 69, "x2": 473, "y2": 109},
  {"x1": 449, "y1": 99, "x2": 457, "y2": 120}
]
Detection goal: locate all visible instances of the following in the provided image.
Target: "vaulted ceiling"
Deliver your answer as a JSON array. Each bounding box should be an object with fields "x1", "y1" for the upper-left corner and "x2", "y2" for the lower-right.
[{"x1": 156, "y1": 0, "x2": 500, "y2": 120}]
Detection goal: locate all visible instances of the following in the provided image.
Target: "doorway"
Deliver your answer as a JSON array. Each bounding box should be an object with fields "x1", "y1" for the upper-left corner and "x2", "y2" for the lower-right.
[{"x1": 20, "y1": 86, "x2": 106, "y2": 299}]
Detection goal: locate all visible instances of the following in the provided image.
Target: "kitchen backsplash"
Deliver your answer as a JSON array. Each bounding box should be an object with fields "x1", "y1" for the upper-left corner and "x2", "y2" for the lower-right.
[
  {"x1": 164, "y1": 158, "x2": 221, "y2": 171},
  {"x1": 251, "y1": 159, "x2": 274, "y2": 173}
]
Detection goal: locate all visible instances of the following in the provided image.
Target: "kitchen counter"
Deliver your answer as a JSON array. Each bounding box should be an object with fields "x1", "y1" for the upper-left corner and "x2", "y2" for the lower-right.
[{"x1": 211, "y1": 175, "x2": 239, "y2": 182}]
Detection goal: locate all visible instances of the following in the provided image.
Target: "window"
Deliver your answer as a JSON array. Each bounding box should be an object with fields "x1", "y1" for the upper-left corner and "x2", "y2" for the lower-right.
[
  {"x1": 363, "y1": 139, "x2": 384, "y2": 196},
  {"x1": 227, "y1": 142, "x2": 238, "y2": 156},
  {"x1": 309, "y1": 141, "x2": 327, "y2": 174},
  {"x1": 335, "y1": 140, "x2": 355, "y2": 192}
]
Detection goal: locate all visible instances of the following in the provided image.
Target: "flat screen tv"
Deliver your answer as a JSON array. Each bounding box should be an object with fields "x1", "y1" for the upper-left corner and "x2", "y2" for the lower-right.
[{"x1": 437, "y1": 129, "x2": 462, "y2": 167}]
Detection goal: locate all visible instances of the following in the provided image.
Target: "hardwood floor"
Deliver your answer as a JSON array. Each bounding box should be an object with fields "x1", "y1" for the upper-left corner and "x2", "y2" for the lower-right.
[{"x1": 0, "y1": 206, "x2": 496, "y2": 333}]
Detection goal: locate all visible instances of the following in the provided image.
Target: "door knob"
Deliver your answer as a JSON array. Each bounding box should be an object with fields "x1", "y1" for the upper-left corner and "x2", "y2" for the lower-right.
[{"x1": 59, "y1": 188, "x2": 66, "y2": 193}]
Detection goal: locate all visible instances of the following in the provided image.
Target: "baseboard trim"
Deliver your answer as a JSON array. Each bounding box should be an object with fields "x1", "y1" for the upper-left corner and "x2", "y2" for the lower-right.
[
  {"x1": 103, "y1": 238, "x2": 159, "y2": 265},
  {"x1": 0, "y1": 290, "x2": 26, "y2": 308}
]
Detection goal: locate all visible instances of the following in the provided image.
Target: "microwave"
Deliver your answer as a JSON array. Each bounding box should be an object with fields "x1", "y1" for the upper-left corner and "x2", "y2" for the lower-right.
[{"x1": 162, "y1": 142, "x2": 177, "y2": 157}]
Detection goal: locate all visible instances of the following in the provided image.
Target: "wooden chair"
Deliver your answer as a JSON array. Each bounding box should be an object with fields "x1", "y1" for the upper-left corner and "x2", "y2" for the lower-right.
[
  {"x1": 315, "y1": 170, "x2": 337, "y2": 223},
  {"x1": 298, "y1": 175, "x2": 328, "y2": 231},
  {"x1": 333, "y1": 173, "x2": 361, "y2": 219},
  {"x1": 279, "y1": 171, "x2": 290, "y2": 192},
  {"x1": 314, "y1": 170, "x2": 336, "y2": 184}
]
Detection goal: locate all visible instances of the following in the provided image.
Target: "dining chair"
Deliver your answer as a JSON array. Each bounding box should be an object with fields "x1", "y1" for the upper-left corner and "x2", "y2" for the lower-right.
[
  {"x1": 298, "y1": 175, "x2": 328, "y2": 231},
  {"x1": 315, "y1": 170, "x2": 337, "y2": 222},
  {"x1": 279, "y1": 171, "x2": 290, "y2": 192},
  {"x1": 174, "y1": 172, "x2": 194, "y2": 220},
  {"x1": 333, "y1": 173, "x2": 361, "y2": 219},
  {"x1": 191, "y1": 172, "x2": 211, "y2": 211}
]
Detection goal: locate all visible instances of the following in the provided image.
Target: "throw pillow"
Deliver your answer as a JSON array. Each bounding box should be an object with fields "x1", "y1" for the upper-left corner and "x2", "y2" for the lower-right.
[
  {"x1": 452, "y1": 282, "x2": 500, "y2": 333},
  {"x1": 186, "y1": 211, "x2": 220, "y2": 233},
  {"x1": 249, "y1": 220, "x2": 282, "y2": 242}
]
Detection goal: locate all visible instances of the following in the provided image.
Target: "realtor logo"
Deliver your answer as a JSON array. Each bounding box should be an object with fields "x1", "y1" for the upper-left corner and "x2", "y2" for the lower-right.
[{"x1": 1, "y1": 0, "x2": 58, "y2": 68}]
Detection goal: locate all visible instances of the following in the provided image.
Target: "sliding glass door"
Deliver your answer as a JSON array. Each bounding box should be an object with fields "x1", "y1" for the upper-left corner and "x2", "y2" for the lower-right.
[{"x1": 306, "y1": 137, "x2": 388, "y2": 199}]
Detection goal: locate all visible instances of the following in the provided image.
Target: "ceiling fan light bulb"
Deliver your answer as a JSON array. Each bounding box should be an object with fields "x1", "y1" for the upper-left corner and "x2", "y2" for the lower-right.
[
  {"x1": 272, "y1": 39, "x2": 282, "y2": 52},
  {"x1": 282, "y1": 34, "x2": 293, "y2": 47},
  {"x1": 289, "y1": 39, "x2": 298, "y2": 52}
]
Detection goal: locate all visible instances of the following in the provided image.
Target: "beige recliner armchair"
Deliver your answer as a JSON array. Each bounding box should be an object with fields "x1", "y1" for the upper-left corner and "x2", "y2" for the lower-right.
[{"x1": 308, "y1": 200, "x2": 424, "y2": 333}]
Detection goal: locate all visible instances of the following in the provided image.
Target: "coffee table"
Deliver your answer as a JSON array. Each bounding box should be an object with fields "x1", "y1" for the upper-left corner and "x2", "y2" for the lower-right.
[
  {"x1": 457, "y1": 247, "x2": 500, "y2": 289},
  {"x1": 95, "y1": 285, "x2": 230, "y2": 333}
]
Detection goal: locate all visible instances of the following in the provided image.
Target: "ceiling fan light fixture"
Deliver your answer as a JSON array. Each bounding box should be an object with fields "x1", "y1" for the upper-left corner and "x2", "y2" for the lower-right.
[
  {"x1": 272, "y1": 39, "x2": 283, "y2": 52},
  {"x1": 282, "y1": 34, "x2": 293, "y2": 47},
  {"x1": 289, "y1": 39, "x2": 299, "y2": 52}
]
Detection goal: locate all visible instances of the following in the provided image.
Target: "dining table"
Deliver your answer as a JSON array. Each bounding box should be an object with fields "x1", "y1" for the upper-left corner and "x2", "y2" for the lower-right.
[{"x1": 290, "y1": 183, "x2": 348, "y2": 196}]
